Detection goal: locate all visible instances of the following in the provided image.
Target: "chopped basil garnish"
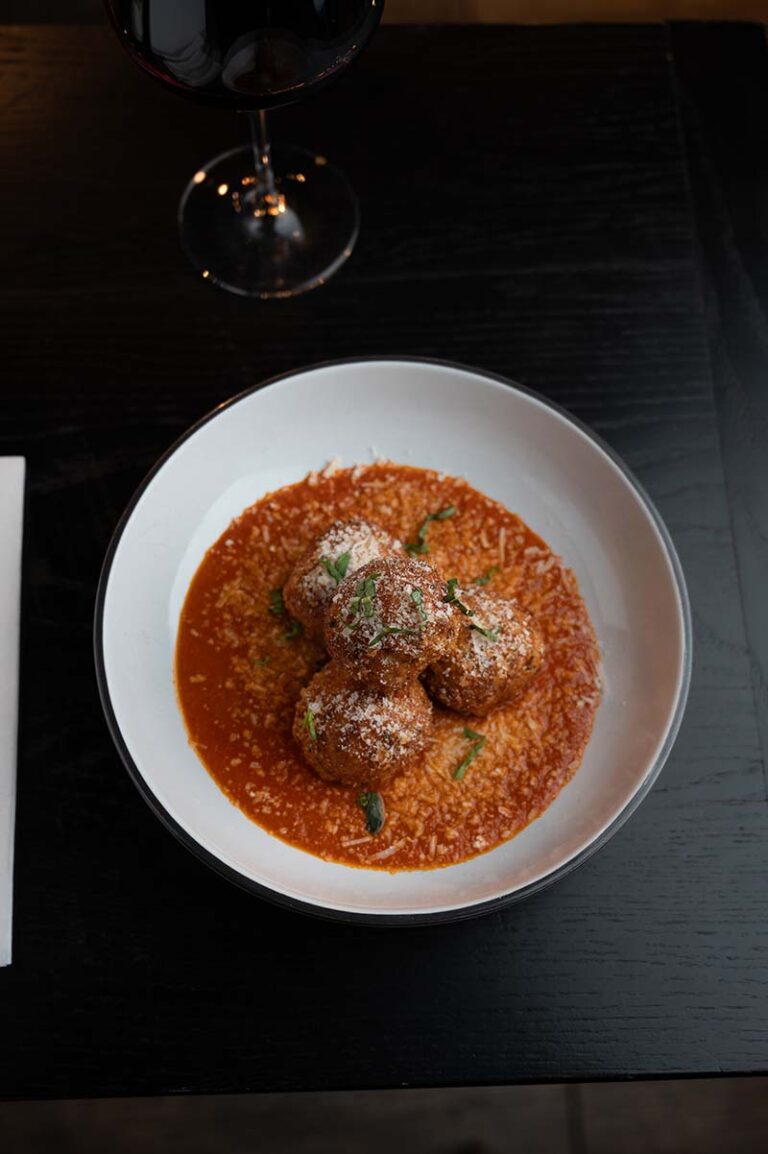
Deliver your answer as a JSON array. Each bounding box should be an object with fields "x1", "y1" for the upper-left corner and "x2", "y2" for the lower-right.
[
  {"x1": 358, "y1": 791, "x2": 386, "y2": 834},
  {"x1": 270, "y1": 586, "x2": 302, "y2": 639},
  {"x1": 268, "y1": 587, "x2": 286, "y2": 615},
  {"x1": 454, "y1": 726, "x2": 487, "y2": 780},
  {"x1": 303, "y1": 707, "x2": 317, "y2": 742},
  {"x1": 346, "y1": 572, "x2": 381, "y2": 630},
  {"x1": 367, "y1": 625, "x2": 417, "y2": 648},
  {"x1": 282, "y1": 618, "x2": 303, "y2": 641},
  {"x1": 443, "y1": 577, "x2": 474, "y2": 617},
  {"x1": 321, "y1": 551, "x2": 351, "y2": 584},
  {"x1": 411, "y1": 587, "x2": 428, "y2": 626},
  {"x1": 470, "y1": 622, "x2": 500, "y2": 642},
  {"x1": 405, "y1": 505, "x2": 456, "y2": 555},
  {"x1": 251, "y1": 656, "x2": 271, "y2": 667},
  {"x1": 474, "y1": 566, "x2": 500, "y2": 586}
]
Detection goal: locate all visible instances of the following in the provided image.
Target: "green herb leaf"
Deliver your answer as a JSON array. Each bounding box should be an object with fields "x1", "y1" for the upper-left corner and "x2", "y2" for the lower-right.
[
  {"x1": 357, "y1": 791, "x2": 386, "y2": 835},
  {"x1": 303, "y1": 707, "x2": 317, "y2": 742},
  {"x1": 346, "y1": 572, "x2": 382, "y2": 630},
  {"x1": 443, "y1": 577, "x2": 474, "y2": 617},
  {"x1": 453, "y1": 745, "x2": 483, "y2": 780},
  {"x1": 321, "y1": 557, "x2": 337, "y2": 581},
  {"x1": 282, "y1": 618, "x2": 303, "y2": 641},
  {"x1": 321, "y1": 551, "x2": 352, "y2": 584},
  {"x1": 410, "y1": 587, "x2": 428, "y2": 626},
  {"x1": 453, "y1": 727, "x2": 487, "y2": 780},
  {"x1": 271, "y1": 585, "x2": 302, "y2": 640},
  {"x1": 251, "y1": 656, "x2": 271, "y2": 667},
  {"x1": 269, "y1": 587, "x2": 286, "y2": 616},
  {"x1": 367, "y1": 625, "x2": 417, "y2": 648},
  {"x1": 405, "y1": 506, "x2": 457, "y2": 556},
  {"x1": 470, "y1": 622, "x2": 500, "y2": 642},
  {"x1": 474, "y1": 566, "x2": 500, "y2": 586}
]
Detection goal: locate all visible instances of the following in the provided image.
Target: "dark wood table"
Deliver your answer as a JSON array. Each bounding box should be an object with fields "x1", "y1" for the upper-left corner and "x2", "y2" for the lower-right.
[{"x1": 1, "y1": 19, "x2": 767, "y2": 1100}]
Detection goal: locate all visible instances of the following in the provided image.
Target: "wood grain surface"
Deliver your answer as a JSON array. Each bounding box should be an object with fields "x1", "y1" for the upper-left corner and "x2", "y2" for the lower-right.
[
  {"x1": 6, "y1": 2, "x2": 768, "y2": 23},
  {"x1": 672, "y1": 21, "x2": 768, "y2": 793},
  {"x1": 0, "y1": 22, "x2": 766, "y2": 1099}
]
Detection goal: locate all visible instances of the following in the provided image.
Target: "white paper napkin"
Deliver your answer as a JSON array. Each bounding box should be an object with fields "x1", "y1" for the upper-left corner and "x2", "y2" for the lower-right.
[{"x1": 0, "y1": 458, "x2": 24, "y2": 966}]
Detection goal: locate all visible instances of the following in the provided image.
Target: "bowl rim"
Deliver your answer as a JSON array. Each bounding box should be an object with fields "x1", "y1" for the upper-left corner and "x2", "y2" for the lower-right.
[{"x1": 93, "y1": 356, "x2": 693, "y2": 927}]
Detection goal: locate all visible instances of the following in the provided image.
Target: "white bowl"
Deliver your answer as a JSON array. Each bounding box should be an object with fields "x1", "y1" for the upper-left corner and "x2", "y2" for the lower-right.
[{"x1": 94, "y1": 359, "x2": 691, "y2": 924}]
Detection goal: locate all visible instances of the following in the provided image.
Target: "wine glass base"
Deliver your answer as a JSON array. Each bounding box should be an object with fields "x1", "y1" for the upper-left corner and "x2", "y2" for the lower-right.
[{"x1": 178, "y1": 144, "x2": 360, "y2": 299}]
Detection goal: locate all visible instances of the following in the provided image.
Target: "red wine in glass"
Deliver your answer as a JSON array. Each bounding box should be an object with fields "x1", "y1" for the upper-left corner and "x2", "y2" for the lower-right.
[{"x1": 105, "y1": 0, "x2": 384, "y2": 296}]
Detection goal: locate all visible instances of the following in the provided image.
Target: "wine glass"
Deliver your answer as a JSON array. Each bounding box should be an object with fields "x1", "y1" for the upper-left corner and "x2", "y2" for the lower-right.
[{"x1": 105, "y1": 1, "x2": 384, "y2": 298}]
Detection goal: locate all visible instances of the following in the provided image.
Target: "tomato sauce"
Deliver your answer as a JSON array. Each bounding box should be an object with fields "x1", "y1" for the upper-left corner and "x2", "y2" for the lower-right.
[{"x1": 175, "y1": 462, "x2": 601, "y2": 870}]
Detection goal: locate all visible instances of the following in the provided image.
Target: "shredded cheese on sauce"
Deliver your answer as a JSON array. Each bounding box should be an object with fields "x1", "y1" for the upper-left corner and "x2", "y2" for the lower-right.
[{"x1": 175, "y1": 463, "x2": 601, "y2": 872}]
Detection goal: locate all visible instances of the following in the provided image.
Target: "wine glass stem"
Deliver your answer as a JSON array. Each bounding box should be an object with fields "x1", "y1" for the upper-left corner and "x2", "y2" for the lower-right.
[{"x1": 248, "y1": 110, "x2": 280, "y2": 209}]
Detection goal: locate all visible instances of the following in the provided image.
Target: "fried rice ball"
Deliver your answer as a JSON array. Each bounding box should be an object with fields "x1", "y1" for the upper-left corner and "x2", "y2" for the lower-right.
[
  {"x1": 324, "y1": 556, "x2": 459, "y2": 691},
  {"x1": 423, "y1": 585, "x2": 544, "y2": 715},
  {"x1": 284, "y1": 518, "x2": 400, "y2": 639},
  {"x1": 292, "y1": 661, "x2": 433, "y2": 788}
]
